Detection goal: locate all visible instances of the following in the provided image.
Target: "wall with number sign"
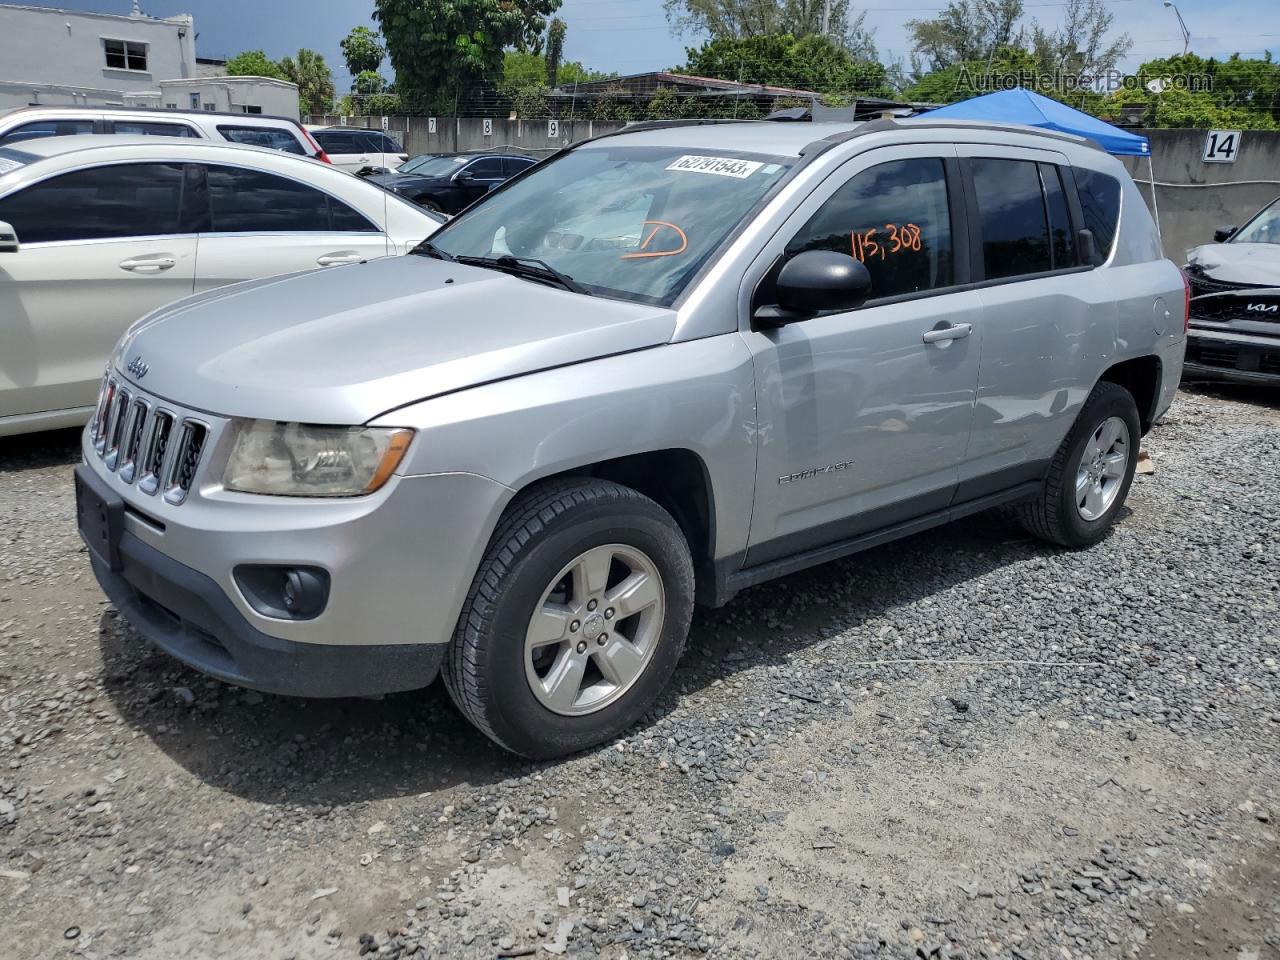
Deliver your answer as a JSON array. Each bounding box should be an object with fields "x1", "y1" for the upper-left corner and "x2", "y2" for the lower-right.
[
  {"x1": 306, "y1": 115, "x2": 627, "y2": 159},
  {"x1": 1120, "y1": 128, "x2": 1280, "y2": 261}
]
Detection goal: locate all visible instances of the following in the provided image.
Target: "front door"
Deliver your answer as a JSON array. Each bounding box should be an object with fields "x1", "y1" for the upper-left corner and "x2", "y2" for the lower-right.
[
  {"x1": 0, "y1": 161, "x2": 195, "y2": 418},
  {"x1": 740, "y1": 146, "x2": 983, "y2": 566}
]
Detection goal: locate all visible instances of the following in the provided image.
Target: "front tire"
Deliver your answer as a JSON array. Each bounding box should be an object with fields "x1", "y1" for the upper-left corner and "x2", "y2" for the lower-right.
[
  {"x1": 444, "y1": 479, "x2": 694, "y2": 758},
  {"x1": 1017, "y1": 380, "x2": 1141, "y2": 547}
]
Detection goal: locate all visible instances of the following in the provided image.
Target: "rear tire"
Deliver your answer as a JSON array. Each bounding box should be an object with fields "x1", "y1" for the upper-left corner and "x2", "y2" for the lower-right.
[
  {"x1": 1017, "y1": 380, "x2": 1141, "y2": 548},
  {"x1": 444, "y1": 478, "x2": 694, "y2": 758}
]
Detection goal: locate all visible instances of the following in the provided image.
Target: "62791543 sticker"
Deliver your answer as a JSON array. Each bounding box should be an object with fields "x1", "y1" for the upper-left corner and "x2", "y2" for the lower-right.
[{"x1": 666, "y1": 155, "x2": 764, "y2": 179}]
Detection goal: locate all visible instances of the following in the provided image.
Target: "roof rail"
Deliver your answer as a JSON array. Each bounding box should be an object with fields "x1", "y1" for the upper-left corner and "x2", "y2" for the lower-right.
[
  {"x1": 801, "y1": 115, "x2": 1104, "y2": 155},
  {"x1": 617, "y1": 118, "x2": 759, "y2": 134},
  {"x1": 3, "y1": 102, "x2": 305, "y2": 127}
]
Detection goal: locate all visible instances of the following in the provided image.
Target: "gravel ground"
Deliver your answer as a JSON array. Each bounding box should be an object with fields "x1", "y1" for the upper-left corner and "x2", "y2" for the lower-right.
[{"x1": 1, "y1": 386, "x2": 1278, "y2": 960}]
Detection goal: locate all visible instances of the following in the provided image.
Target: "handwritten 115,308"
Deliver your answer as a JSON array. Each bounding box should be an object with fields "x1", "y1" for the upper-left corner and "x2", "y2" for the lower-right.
[{"x1": 851, "y1": 223, "x2": 922, "y2": 262}]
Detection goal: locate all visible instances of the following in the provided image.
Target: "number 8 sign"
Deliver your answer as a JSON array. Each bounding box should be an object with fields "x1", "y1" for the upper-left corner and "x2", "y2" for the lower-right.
[{"x1": 1203, "y1": 130, "x2": 1241, "y2": 163}]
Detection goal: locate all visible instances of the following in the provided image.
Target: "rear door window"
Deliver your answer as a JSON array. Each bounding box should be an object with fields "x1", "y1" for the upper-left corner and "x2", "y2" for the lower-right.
[
  {"x1": 203, "y1": 165, "x2": 377, "y2": 233},
  {"x1": 1072, "y1": 167, "x2": 1122, "y2": 263},
  {"x1": 0, "y1": 119, "x2": 95, "y2": 146},
  {"x1": 970, "y1": 158, "x2": 1053, "y2": 280},
  {"x1": 111, "y1": 120, "x2": 200, "y2": 138},
  {"x1": 216, "y1": 125, "x2": 305, "y2": 155},
  {"x1": 465, "y1": 157, "x2": 505, "y2": 180},
  {"x1": 0, "y1": 162, "x2": 184, "y2": 243},
  {"x1": 313, "y1": 131, "x2": 357, "y2": 154}
]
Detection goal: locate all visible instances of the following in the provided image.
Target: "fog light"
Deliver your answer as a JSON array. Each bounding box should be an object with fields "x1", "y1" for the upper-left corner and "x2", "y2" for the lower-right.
[{"x1": 235, "y1": 565, "x2": 329, "y2": 621}]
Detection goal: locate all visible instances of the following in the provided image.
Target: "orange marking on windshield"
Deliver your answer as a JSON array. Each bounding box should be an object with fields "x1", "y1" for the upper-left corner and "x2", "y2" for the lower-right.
[{"x1": 621, "y1": 220, "x2": 688, "y2": 259}]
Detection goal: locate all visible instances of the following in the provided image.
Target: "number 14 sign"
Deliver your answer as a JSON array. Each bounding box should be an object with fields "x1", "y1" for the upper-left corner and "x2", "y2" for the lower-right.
[{"x1": 1203, "y1": 130, "x2": 1241, "y2": 163}]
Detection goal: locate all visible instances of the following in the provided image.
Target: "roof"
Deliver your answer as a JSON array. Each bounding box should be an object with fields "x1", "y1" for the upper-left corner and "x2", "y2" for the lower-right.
[
  {"x1": 0, "y1": 134, "x2": 314, "y2": 163},
  {"x1": 578, "y1": 115, "x2": 1106, "y2": 159}
]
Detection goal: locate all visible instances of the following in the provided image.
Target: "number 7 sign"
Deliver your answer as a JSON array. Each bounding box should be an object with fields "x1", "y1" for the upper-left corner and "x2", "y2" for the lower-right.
[{"x1": 1203, "y1": 130, "x2": 1241, "y2": 163}]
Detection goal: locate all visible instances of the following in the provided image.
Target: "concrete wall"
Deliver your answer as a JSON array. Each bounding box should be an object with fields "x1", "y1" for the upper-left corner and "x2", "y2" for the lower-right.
[
  {"x1": 1120, "y1": 128, "x2": 1280, "y2": 263},
  {"x1": 308, "y1": 115, "x2": 627, "y2": 159},
  {"x1": 0, "y1": 3, "x2": 195, "y2": 111}
]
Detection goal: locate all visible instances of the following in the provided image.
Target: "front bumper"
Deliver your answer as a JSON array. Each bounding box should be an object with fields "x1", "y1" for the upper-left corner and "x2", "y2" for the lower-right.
[
  {"x1": 1184, "y1": 328, "x2": 1280, "y2": 385},
  {"x1": 78, "y1": 407, "x2": 515, "y2": 694},
  {"x1": 87, "y1": 512, "x2": 443, "y2": 697}
]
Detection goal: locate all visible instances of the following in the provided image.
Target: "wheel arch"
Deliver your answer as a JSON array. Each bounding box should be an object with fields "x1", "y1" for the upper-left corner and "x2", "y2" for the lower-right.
[
  {"x1": 518, "y1": 448, "x2": 719, "y2": 604},
  {"x1": 1098, "y1": 354, "x2": 1163, "y2": 434}
]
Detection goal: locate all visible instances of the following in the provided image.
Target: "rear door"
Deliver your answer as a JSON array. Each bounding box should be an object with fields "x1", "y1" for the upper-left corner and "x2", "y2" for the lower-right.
[
  {"x1": 313, "y1": 131, "x2": 364, "y2": 171},
  {"x1": 190, "y1": 163, "x2": 390, "y2": 291},
  {"x1": 956, "y1": 147, "x2": 1116, "y2": 496},
  {"x1": 0, "y1": 161, "x2": 195, "y2": 418}
]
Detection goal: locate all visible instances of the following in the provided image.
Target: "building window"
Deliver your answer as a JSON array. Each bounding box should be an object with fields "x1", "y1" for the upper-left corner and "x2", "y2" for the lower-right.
[
  {"x1": 189, "y1": 93, "x2": 200, "y2": 109},
  {"x1": 105, "y1": 39, "x2": 148, "y2": 72},
  {"x1": 203, "y1": 103, "x2": 216, "y2": 111}
]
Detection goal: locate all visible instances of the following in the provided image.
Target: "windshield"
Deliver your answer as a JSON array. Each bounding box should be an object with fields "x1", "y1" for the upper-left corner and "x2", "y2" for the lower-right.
[
  {"x1": 426, "y1": 145, "x2": 794, "y2": 305},
  {"x1": 1232, "y1": 198, "x2": 1280, "y2": 245},
  {"x1": 407, "y1": 155, "x2": 469, "y2": 178},
  {"x1": 0, "y1": 147, "x2": 36, "y2": 177},
  {"x1": 399, "y1": 154, "x2": 439, "y2": 173}
]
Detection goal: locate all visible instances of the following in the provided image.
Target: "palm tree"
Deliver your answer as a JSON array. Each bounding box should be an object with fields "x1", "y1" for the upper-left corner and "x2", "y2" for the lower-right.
[{"x1": 280, "y1": 48, "x2": 336, "y2": 117}]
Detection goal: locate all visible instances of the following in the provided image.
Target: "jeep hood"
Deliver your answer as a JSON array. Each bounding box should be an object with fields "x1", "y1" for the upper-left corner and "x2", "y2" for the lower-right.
[
  {"x1": 1186, "y1": 242, "x2": 1280, "y2": 285},
  {"x1": 115, "y1": 255, "x2": 676, "y2": 424}
]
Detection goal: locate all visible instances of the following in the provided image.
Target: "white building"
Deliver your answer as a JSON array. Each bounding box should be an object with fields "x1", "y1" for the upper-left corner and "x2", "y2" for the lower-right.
[
  {"x1": 127, "y1": 76, "x2": 301, "y2": 120},
  {"x1": 0, "y1": 3, "x2": 297, "y2": 119}
]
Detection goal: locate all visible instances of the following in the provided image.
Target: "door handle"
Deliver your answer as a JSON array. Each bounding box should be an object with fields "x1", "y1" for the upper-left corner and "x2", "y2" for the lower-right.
[
  {"x1": 317, "y1": 253, "x2": 364, "y2": 266},
  {"x1": 922, "y1": 322, "x2": 972, "y2": 344},
  {"x1": 119, "y1": 255, "x2": 176, "y2": 273}
]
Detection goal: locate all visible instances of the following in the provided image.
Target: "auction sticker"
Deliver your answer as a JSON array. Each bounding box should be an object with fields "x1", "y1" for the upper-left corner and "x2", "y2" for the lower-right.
[{"x1": 666, "y1": 155, "x2": 763, "y2": 179}]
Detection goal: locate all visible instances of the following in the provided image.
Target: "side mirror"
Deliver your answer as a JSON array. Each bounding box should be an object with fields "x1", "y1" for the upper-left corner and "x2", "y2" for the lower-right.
[
  {"x1": 1213, "y1": 224, "x2": 1236, "y2": 243},
  {"x1": 1077, "y1": 228, "x2": 1098, "y2": 265},
  {"x1": 454, "y1": 171, "x2": 475, "y2": 185},
  {"x1": 755, "y1": 250, "x2": 872, "y2": 327},
  {"x1": 0, "y1": 220, "x2": 17, "y2": 253}
]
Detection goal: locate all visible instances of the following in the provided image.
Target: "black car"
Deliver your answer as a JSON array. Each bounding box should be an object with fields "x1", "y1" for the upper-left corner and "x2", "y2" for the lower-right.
[
  {"x1": 1183, "y1": 196, "x2": 1280, "y2": 384},
  {"x1": 363, "y1": 153, "x2": 537, "y2": 215}
]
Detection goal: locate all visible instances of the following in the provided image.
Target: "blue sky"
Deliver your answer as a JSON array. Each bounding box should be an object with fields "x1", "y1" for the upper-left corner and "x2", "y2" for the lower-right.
[{"x1": 16, "y1": 0, "x2": 1280, "y2": 90}]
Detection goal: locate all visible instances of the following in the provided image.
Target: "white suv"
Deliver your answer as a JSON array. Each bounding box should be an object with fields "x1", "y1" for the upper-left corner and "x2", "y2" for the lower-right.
[
  {"x1": 309, "y1": 127, "x2": 408, "y2": 173},
  {"x1": 0, "y1": 106, "x2": 326, "y2": 160}
]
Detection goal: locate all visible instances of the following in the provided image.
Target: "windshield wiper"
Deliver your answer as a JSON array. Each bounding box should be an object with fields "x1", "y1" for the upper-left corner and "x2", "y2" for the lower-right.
[
  {"x1": 456, "y1": 254, "x2": 590, "y2": 296},
  {"x1": 412, "y1": 239, "x2": 456, "y2": 261}
]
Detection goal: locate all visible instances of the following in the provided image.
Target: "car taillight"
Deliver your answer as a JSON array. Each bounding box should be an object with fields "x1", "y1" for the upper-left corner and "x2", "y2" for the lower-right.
[
  {"x1": 1181, "y1": 269, "x2": 1191, "y2": 332},
  {"x1": 301, "y1": 127, "x2": 330, "y2": 163}
]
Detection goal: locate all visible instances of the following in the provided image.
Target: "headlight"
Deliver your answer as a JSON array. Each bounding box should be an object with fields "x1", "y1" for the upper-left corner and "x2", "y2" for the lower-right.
[{"x1": 223, "y1": 421, "x2": 413, "y2": 497}]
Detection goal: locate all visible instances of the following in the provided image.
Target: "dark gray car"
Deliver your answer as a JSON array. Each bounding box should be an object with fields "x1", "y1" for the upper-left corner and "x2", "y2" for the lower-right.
[{"x1": 365, "y1": 153, "x2": 536, "y2": 214}]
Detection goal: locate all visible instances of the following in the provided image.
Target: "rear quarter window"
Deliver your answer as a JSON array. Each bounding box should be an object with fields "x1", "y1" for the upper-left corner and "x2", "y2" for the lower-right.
[
  {"x1": 1072, "y1": 168, "x2": 1122, "y2": 263},
  {"x1": 216, "y1": 125, "x2": 305, "y2": 155}
]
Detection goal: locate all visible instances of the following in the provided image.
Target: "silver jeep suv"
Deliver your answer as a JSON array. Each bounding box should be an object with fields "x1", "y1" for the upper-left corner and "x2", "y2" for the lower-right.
[{"x1": 76, "y1": 118, "x2": 1187, "y2": 758}]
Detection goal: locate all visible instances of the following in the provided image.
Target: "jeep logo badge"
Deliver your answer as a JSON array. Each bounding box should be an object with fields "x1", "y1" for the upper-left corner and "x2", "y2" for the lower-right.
[
  {"x1": 127, "y1": 356, "x2": 149, "y2": 378},
  {"x1": 1245, "y1": 303, "x2": 1278, "y2": 313}
]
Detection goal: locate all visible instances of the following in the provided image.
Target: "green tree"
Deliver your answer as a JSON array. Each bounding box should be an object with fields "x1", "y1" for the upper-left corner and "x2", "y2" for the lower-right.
[
  {"x1": 545, "y1": 17, "x2": 567, "y2": 88},
  {"x1": 225, "y1": 49, "x2": 284, "y2": 80},
  {"x1": 280, "y1": 48, "x2": 336, "y2": 116},
  {"x1": 1094, "y1": 52, "x2": 1279, "y2": 129},
  {"x1": 678, "y1": 33, "x2": 889, "y2": 98},
  {"x1": 665, "y1": 0, "x2": 877, "y2": 58},
  {"x1": 375, "y1": 0, "x2": 561, "y2": 114},
  {"x1": 340, "y1": 26, "x2": 385, "y2": 78},
  {"x1": 353, "y1": 70, "x2": 387, "y2": 96}
]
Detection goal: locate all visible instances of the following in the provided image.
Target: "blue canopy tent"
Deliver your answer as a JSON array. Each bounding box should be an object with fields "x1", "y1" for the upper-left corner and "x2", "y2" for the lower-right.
[{"x1": 922, "y1": 88, "x2": 1161, "y2": 243}]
